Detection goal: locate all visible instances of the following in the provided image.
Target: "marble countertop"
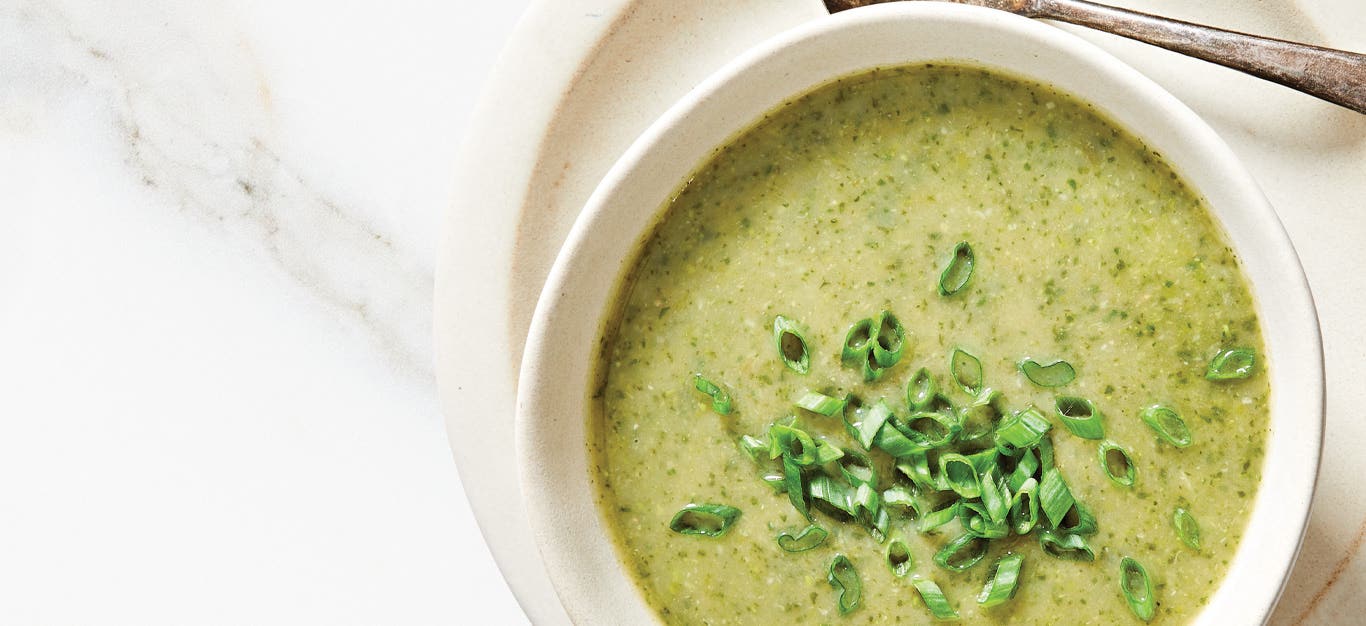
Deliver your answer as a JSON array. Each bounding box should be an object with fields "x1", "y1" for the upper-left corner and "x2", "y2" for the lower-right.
[{"x1": 0, "y1": 1, "x2": 528, "y2": 623}]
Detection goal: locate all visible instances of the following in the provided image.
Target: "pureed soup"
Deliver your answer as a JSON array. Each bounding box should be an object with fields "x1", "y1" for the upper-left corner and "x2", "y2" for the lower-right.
[{"x1": 590, "y1": 65, "x2": 1268, "y2": 624}]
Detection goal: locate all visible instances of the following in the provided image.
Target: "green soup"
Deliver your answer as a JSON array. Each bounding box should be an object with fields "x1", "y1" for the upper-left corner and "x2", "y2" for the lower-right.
[{"x1": 591, "y1": 65, "x2": 1268, "y2": 625}]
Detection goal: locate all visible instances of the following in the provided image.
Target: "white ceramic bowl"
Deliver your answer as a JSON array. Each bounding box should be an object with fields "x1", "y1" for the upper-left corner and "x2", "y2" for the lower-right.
[{"x1": 516, "y1": 4, "x2": 1324, "y2": 624}]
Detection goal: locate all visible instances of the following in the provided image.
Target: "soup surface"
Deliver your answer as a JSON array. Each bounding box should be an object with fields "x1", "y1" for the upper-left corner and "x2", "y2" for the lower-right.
[{"x1": 591, "y1": 65, "x2": 1269, "y2": 625}]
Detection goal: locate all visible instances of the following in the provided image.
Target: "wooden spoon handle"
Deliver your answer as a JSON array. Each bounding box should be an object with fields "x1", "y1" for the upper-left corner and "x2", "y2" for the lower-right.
[{"x1": 1037, "y1": 0, "x2": 1366, "y2": 113}]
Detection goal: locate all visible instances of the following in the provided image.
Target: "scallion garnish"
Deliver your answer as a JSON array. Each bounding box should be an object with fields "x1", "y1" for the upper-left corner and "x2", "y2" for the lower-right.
[
  {"x1": 918, "y1": 500, "x2": 960, "y2": 534},
  {"x1": 960, "y1": 388, "x2": 1004, "y2": 441},
  {"x1": 950, "y1": 347, "x2": 984, "y2": 394},
  {"x1": 994, "y1": 407, "x2": 1051, "y2": 451},
  {"x1": 1205, "y1": 347, "x2": 1256, "y2": 381},
  {"x1": 872, "y1": 310, "x2": 906, "y2": 368},
  {"x1": 809, "y1": 474, "x2": 858, "y2": 517},
  {"x1": 795, "y1": 390, "x2": 845, "y2": 416},
  {"x1": 828, "y1": 554, "x2": 862, "y2": 615},
  {"x1": 838, "y1": 449, "x2": 878, "y2": 487},
  {"x1": 1008, "y1": 477, "x2": 1040, "y2": 535},
  {"x1": 886, "y1": 538, "x2": 914, "y2": 577},
  {"x1": 934, "y1": 533, "x2": 989, "y2": 571},
  {"x1": 1039, "y1": 467, "x2": 1075, "y2": 528},
  {"x1": 872, "y1": 420, "x2": 921, "y2": 458},
  {"x1": 1038, "y1": 529, "x2": 1095, "y2": 561},
  {"x1": 938, "y1": 241, "x2": 975, "y2": 296},
  {"x1": 1139, "y1": 404, "x2": 1193, "y2": 447},
  {"x1": 1099, "y1": 441, "x2": 1137, "y2": 487},
  {"x1": 738, "y1": 434, "x2": 767, "y2": 462},
  {"x1": 977, "y1": 553, "x2": 1024, "y2": 607},
  {"x1": 1119, "y1": 556, "x2": 1156, "y2": 622},
  {"x1": 1055, "y1": 395, "x2": 1104, "y2": 440},
  {"x1": 783, "y1": 455, "x2": 809, "y2": 520},
  {"x1": 776, "y1": 524, "x2": 828, "y2": 552},
  {"x1": 842, "y1": 317, "x2": 872, "y2": 361},
  {"x1": 668, "y1": 503, "x2": 741, "y2": 537},
  {"x1": 1056, "y1": 502, "x2": 1098, "y2": 536},
  {"x1": 907, "y1": 367, "x2": 938, "y2": 412},
  {"x1": 1019, "y1": 357, "x2": 1076, "y2": 387},
  {"x1": 940, "y1": 453, "x2": 982, "y2": 499},
  {"x1": 959, "y1": 502, "x2": 1009, "y2": 539},
  {"x1": 691, "y1": 374, "x2": 733, "y2": 415},
  {"x1": 1173, "y1": 507, "x2": 1201, "y2": 550},
  {"x1": 904, "y1": 410, "x2": 962, "y2": 450},
  {"x1": 772, "y1": 315, "x2": 811, "y2": 374},
  {"x1": 882, "y1": 486, "x2": 922, "y2": 520},
  {"x1": 912, "y1": 576, "x2": 961, "y2": 621},
  {"x1": 979, "y1": 469, "x2": 1010, "y2": 524},
  {"x1": 1006, "y1": 449, "x2": 1039, "y2": 491},
  {"x1": 844, "y1": 397, "x2": 891, "y2": 450}
]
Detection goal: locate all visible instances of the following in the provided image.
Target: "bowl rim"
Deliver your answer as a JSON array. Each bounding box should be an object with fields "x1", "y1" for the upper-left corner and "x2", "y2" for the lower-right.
[{"x1": 516, "y1": 3, "x2": 1325, "y2": 624}]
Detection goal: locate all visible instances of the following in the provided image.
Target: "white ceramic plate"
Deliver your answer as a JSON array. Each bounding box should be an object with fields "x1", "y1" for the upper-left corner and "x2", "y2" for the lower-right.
[
  {"x1": 517, "y1": 4, "x2": 1322, "y2": 623},
  {"x1": 437, "y1": 1, "x2": 1366, "y2": 623}
]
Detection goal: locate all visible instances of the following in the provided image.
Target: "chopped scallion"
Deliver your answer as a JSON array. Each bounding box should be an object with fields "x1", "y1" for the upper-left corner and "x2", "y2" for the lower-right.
[
  {"x1": 938, "y1": 241, "x2": 975, "y2": 296},
  {"x1": 1173, "y1": 507, "x2": 1201, "y2": 550},
  {"x1": 795, "y1": 390, "x2": 845, "y2": 416},
  {"x1": 1139, "y1": 405, "x2": 1193, "y2": 447},
  {"x1": 907, "y1": 367, "x2": 938, "y2": 412},
  {"x1": 1038, "y1": 530, "x2": 1095, "y2": 561},
  {"x1": 1205, "y1": 347, "x2": 1256, "y2": 381},
  {"x1": 1019, "y1": 357, "x2": 1076, "y2": 387},
  {"x1": 940, "y1": 453, "x2": 983, "y2": 499},
  {"x1": 1008, "y1": 477, "x2": 1039, "y2": 535},
  {"x1": 950, "y1": 347, "x2": 984, "y2": 394},
  {"x1": 776, "y1": 524, "x2": 828, "y2": 552},
  {"x1": 772, "y1": 315, "x2": 811, "y2": 374},
  {"x1": 872, "y1": 310, "x2": 906, "y2": 368},
  {"x1": 1119, "y1": 556, "x2": 1156, "y2": 622},
  {"x1": 1099, "y1": 441, "x2": 1137, "y2": 487},
  {"x1": 912, "y1": 576, "x2": 961, "y2": 621},
  {"x1": 1039, "y1": 467, "x2": 1075, "y2": 529},
  {"x1": 886, "y1": 538, "x2": 914, "y2": 577},
  {"x1": 1055, "y1": 395, "x2": 1105, "y2": 440},
  {"x1": 828, "y1": 554, "x2": 862, "y2": 615},
  {"x1": 668, "y1": 504, "x2": 741, "y2": 537},
  {"x1": 976, "y1": 553, "x2": 1024, "y2": 607},
  {"x1": 692, "y1": 374, "x2": 733, "y2": 415},
  {"x1": 934, "y1": 533, "x2": 989, "y2": 571}
]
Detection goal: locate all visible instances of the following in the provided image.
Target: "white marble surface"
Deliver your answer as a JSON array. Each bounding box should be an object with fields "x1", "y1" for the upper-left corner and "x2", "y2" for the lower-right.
[{"x1": 0, "y1": 1, "x2": 529, "y2": 623}]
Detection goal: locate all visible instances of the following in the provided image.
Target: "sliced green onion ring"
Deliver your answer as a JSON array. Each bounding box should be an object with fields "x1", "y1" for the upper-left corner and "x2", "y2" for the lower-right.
[
  {"x1": 1099, "y1": 441, "x2": 1137, "y2": 487},
  {"x1": 1205, "y1": 347, "x2": 1256, "y2": 381},
  {"x1": 979, "y1": 469, "x2": 1010, "y2": 524},
  {"x1": 1140, "y1": 404, "x2": 1193, "y2": 448},
  {"x1": 692, "y1": 374, "x2": 733, "y2": 415},
  {"x1": 977, "y1": 553, "x2": 1025, "y2": 608},
  {"x1": 958, "y1": 502, "x2": 1009, "y2": 539},
  {"x1": 1055, "y1": 395, "x2": 1105, "y2": 440},
  {"x1": 838, "y1": 449, "x2": 878, "y2": 487},
  {"x1": 1039, "y1": 467, "x2": 1075, "y2": 529},
  {"x1": 918, "y1": 500, "x2": 960, "y2": 534},
  {"x1": 886, "y1": 538, "x2": 914, "y2": 577},
  {"x1": 1173, "y1": 507, "x2": 1201, "y2": 550},
  {"x1": 912, "y1": 576, "x2": 961, "y2": 621},
  {"x1": 934, "y1": 533, "x2": 989, "y2": 571},
  {"x1": 768, "y1": 423, "x2": 819, "y2": 465},
  {"x1": 1057, "y1": 501, "x2": 1098, "y2": 536},
  {"x1": 1007, "y1": 449, "x2": 1039, "y2": 492},
  {"x1": 1019, "y1": 357, "x2": 1076, "y2": 387},
  {"x1": 938, "y1": 241, "x2": 975, "y2": 296},
  {"x1": 841, "y1": 318, "x2": 874, "y2": 365},
  {"x1": 883, "y1": 486, "x2": 924, "y2": 522},
  {"x1": 783, "y1": 455, "x2": 810, "y2": 520},
  {"x1": 994, "y1": 406, "x2": 1051, "y2": 452},
  {"x1": 896, "y1": 453, "x2": 937, "y2": 492},
  {"x1": 872, "y1": 420, "x2": 921, "y2": 458},
  {"x1": 828, "y1": 554, "x2": 862, "y2": 615},
  {"x1": 776, "y1": 524, "x2": 828, "y2": 552},
  {"x1": 808, "y1": 474, "x2": 857, "y2": 517},
  {"x1": 1038, "y1": 530, "x2": 1095, "y2": 561},
  {"x1": 907, "y1": 367, "x2": 939, "y2": 412},
  {"x1": 1119, "y1": 556, "x2": 1156, "y2": 622},
  {"x1": 960, "y1": 388, "x2": 1004, "y2": 441},
  {"x1": 772, "y1": 315, "x2": 811, "y2": 374},
  {"x1": 872, "y1": 310, "x2": 906, "y2": 368},
  {"x1": 738, "y1": 434, "x2": 767, "y2": 462},
  {"x1": 795, "y1": 390, "x2": 844, "y2": 417},
  {"x1": 939, "y1": 453, "x2": 982, "y2": 499},
  {"x1": 668, "y1": 503, "x2": 741, "y2": 537},
  {"x1": 1008, "y1": 477, "x2": 1040, "y2": 535},
  {"x1": 950, "y1": 347, "x2": 984, "y2": 395},
  {"x1": 845, "y1": 397, "x2": 892, "y2": 450},
  {"x1": 905, "y1": 410, "x2": 962, "y2": 450}
]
